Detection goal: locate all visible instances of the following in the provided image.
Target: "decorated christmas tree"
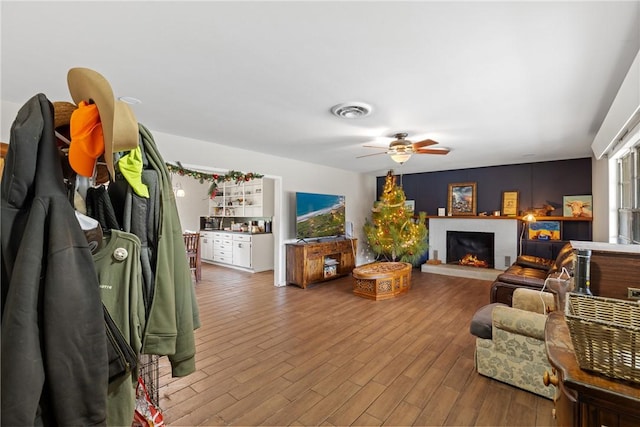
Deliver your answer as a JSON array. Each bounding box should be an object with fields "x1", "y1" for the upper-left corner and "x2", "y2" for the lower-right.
[{"x1": 364, "y1": 170, "x2": 428, "y2": 264}]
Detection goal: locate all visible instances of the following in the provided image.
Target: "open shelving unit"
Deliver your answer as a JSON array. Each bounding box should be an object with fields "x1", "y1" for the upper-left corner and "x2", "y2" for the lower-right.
[
  {"x1": 522, "y1": 216, "x2": 592, "y2": 259},
  {"x1": 208, "y1": 178, "x2": 274, "y2": 218}
]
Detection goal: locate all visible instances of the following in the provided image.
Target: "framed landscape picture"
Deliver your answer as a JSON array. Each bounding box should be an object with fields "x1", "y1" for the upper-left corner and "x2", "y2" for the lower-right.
[
  {"x1": 448, "y1": 182, "x2": 477, "y2": 216},
  {"x1": 563, "y1": 195, "x2": 592, "y2": 217}
]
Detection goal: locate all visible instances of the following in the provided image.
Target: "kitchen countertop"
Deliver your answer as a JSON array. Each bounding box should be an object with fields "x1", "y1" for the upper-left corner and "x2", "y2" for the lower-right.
[{"x1": 200, "y1": 229, "x2": 272, "y2": 235}]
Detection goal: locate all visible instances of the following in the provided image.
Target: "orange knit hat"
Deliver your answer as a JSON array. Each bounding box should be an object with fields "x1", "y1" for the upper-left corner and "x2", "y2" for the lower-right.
[{"x1": 69, "y1": 101, "x2": 105, "y2": 178}]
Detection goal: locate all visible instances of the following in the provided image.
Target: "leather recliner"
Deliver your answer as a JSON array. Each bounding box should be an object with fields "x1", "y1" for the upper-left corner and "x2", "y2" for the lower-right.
[{"x1": 490, "y1": 242, "x2": 575, "y2": 305}]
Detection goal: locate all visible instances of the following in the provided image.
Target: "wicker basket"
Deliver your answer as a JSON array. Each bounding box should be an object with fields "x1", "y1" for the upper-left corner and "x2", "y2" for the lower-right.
[{"x1": 565, "y1": 293, "x2": 640, "y2": 384}]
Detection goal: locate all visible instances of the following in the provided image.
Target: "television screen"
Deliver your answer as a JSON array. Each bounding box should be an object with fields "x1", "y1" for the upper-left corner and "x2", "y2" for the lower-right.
[{"x1": 296, "y1": 192, "x2": 346, "y2": 240}]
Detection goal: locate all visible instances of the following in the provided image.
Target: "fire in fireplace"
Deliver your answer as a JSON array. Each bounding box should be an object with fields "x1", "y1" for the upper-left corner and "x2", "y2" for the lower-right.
[
  {"x1": 446, "y1": 231, "x2": 495, "y2": 269},
  {"x1": 459, "y1": 254, "x2": 489, "y2": 268}
]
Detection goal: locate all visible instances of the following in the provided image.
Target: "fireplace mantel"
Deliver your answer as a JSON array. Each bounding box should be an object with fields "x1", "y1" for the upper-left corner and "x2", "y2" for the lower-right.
[{"x1": 427, "y1": 217, "x2": 518, "y2": 271}]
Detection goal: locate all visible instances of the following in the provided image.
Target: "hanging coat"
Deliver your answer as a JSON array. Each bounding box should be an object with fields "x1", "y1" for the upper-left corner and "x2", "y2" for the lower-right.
[
  {"x1": 1, "y1": 94, "x2": 108, "y2": 425},
  {"x1": 111, "y1": 123, "x2": 199, "y2": 377},
  {"x1": 139, "y1": 123, "x2": 200, "y2": 376}
]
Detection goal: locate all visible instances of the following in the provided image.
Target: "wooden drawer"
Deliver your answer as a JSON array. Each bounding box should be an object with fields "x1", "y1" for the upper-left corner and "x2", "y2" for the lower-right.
[
  {"x1": 306, "y1": 243, "x2": 336, "y2": 257},
  {"x1": 233, "y1": 234, "x2": 251, "y2": 242}
]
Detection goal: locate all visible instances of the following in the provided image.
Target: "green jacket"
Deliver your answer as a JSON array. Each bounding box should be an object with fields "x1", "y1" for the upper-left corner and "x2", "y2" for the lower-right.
[
  {"x1": 138, "y1": 123, "x2": 200, "y2": 377},
  {"x1": 94, "y1": 230, "x2": 145, "y2": 426}
]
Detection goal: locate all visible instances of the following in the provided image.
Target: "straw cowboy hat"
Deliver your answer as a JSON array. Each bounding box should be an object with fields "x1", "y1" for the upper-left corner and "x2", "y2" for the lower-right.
[
  {"x1": 53, "y1": 101, "x2": 77, "y2": 129},
  {"x1": 67, "y1": 67, "x2": 139, "y2": 180}
]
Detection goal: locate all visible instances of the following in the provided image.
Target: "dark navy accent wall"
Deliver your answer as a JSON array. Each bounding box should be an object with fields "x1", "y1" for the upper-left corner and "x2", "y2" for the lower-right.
[{"x1": 377, "y1": 158, "x2": 592, "y2": 217}]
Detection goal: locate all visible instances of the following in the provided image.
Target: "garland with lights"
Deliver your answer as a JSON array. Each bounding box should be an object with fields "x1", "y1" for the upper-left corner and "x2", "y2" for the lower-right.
[
  {"x1": 363, "y1": 170, "x2": 428, "y2": 264},
  {"x1": 166, "y1": 162, "x2": 264, "y2": 198}
]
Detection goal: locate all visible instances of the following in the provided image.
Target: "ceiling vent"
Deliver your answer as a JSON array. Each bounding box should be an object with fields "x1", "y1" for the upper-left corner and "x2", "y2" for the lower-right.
[{"x1": 330, "y1": 102, "x2": 372, "y2": 119}]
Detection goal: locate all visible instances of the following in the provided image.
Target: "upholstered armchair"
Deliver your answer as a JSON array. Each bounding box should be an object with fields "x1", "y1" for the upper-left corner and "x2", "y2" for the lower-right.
[{"x1": 473, "y1": 288, "x2": 556, "y2": 399}]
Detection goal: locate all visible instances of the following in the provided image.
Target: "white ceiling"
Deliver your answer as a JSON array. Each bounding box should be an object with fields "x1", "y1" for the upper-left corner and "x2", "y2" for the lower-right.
[{"x1": 2, "y1": 1, "x2": 639, "y2": 176}]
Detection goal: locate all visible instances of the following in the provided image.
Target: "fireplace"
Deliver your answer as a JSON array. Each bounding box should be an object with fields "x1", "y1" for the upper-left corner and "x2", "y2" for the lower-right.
[
  {"x1": 425, "y1": 218, "x2": 517, "y2": 277},
  {"x1": 446, "y1": 231, "x2": 495, "y2": 269}
]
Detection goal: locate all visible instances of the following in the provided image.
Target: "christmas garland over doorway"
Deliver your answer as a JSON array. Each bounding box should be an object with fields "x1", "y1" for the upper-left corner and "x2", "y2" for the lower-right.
[{"x1": 166, "y1": 162, "x2": 264, "y2": 198}]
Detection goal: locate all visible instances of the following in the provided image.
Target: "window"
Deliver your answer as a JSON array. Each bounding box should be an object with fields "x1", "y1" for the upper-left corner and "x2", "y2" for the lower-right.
[{"x1": 617, "y1": 145, "x2": 640, "y2": 244}]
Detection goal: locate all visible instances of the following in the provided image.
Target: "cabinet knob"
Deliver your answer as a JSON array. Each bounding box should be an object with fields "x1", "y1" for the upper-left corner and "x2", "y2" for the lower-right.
[
  {"x1": 551, "y1": 408, "x2": 556, "y2": 419},
  {"x1": 543, "y1": 370, "x2": 558, "y2": 386}
]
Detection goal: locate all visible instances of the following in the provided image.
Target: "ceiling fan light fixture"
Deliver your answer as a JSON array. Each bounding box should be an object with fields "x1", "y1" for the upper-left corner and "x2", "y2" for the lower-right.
[
  {"x1": 390, "y1": 152, "x2": 412, "y2": 164},
  {"x1": 388, "y1": 137, "x2": 414, "y2": 164},
  {"x1": 330, "y1": 102, "x2": 372, "y2": 119}
]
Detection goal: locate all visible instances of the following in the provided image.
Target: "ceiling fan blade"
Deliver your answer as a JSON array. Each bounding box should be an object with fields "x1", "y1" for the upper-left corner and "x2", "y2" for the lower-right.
[
  {"x1": 412, "y1": 139, "x2": 438, "y2": 149},
  {"x1": 356, "y1": 152, "x2": 387, "y2": 159},
  {"x1": 362, "y1": 145, "x2": 389, "y2": 149},
  {"x1": 415, "y1": 147, "x2": 450, "y2": 155}
]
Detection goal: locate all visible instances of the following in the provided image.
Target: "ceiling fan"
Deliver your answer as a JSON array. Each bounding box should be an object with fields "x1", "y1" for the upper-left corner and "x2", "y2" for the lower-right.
[{"x1": 357, "y1": 132, "x2": 450, "y2": 164}]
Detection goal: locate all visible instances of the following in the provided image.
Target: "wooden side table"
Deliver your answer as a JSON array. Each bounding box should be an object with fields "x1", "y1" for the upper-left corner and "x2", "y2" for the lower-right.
[
  {"x1": 352, "y1": 262, "x2": 412, "y2": 300},
  {"x1": 544, "y1": 312, "x2": 640, "y2": 426}
]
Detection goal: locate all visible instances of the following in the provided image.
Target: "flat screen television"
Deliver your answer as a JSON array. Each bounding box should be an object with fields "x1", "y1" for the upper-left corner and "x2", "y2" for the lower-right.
[{"x1": 295, "y1": 192, "x2": 346, "y2": 240}]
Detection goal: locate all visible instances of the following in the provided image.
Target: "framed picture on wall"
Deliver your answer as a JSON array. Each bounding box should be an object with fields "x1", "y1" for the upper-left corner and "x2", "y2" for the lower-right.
[
  {"x1": 563, "y1": 195, "x2": 592, "y2": 217},
  {"x1": 501, "y1": 191, "x2": 519, "y2": 216},
  {"x1": 528, "y1": 220, "x2": 561, "y2": 240},
  {"x1": 448, "y1": 182, "x2": 477, "y2": 215},
  {"x1": 404, "y1": 200, "x2": 415, "y2": 213}
]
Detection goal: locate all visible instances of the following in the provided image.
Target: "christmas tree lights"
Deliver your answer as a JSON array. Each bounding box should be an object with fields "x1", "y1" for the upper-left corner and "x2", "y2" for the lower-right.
[{"x1": 364, "y1": 170, "x2": 428, "y2": 264}]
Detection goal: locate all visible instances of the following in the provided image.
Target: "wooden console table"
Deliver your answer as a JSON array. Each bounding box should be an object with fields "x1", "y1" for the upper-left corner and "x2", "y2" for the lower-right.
[
  {"x1": 544, "y1": 312, "x2": 640, "y2": 426},
  {"x1": 286, "y1": 239, "x2": 356, "y2": 289},
  {"x1": 352, "y1": 262, "x2": 412, "y2": 300}
]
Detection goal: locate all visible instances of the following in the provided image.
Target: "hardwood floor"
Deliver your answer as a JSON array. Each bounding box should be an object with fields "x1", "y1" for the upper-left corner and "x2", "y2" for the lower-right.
[{"x1": 158, "y1": 264, "x2": 555, "y2": 426}]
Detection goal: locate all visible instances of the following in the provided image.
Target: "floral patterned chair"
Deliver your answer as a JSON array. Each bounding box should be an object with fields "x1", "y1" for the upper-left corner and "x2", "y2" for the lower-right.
[{"x1": 473, "y1": 287, "x2": 556, "y2": 399}]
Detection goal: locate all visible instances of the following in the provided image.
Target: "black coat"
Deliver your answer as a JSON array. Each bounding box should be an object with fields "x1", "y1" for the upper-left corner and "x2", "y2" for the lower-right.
[{"x1": 1, "y1": 94, "x2": 108, "y2": 425}]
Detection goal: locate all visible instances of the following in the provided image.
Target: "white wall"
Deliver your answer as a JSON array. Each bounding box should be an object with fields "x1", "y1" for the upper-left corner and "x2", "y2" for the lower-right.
[
  {"x1": 171, "y1": 174, "x2": 210, "y2": 232},
  {"x1": 591, "y1": 155, "x2": 612, "y2": 242}
]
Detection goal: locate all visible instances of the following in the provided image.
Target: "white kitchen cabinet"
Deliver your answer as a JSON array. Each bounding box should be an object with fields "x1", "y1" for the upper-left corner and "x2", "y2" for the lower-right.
[
  {"x1": 213, "y1": 232, "x2": 233, "y2": 264},
  {"x1": 200, "y1": 232, "x2": 215, "y2": 261},
  {"x1": 243, "y1": 233, "x2": 274, "y2": 272},
  {"x1": 202, "y1": 231, "x2": 273, "y2": 272},
  {"x1": 232, "y1": 234, "x2": 251, "y2": 268},
  {"x1": 208, "y1": 178, "x2": 274, "y2": 218}
]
